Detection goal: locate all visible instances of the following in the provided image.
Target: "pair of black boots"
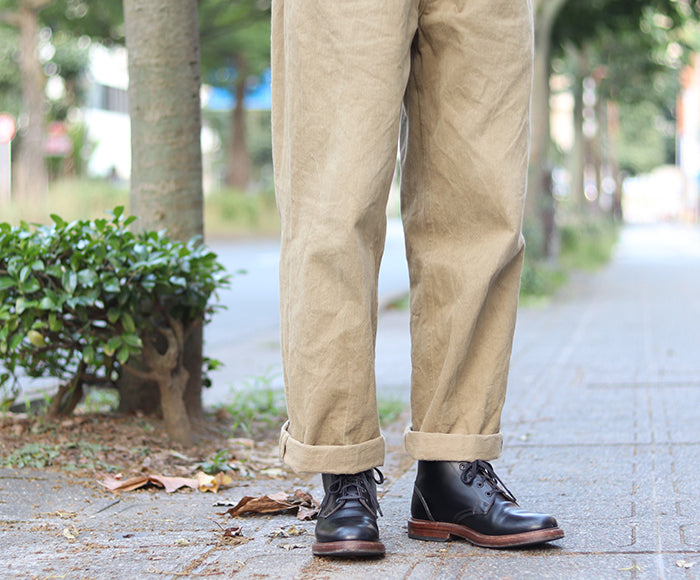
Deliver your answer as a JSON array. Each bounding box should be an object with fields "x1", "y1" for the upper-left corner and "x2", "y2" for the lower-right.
[{"x1": 312, "y1": 460, "x2": 564, "y2": 557}]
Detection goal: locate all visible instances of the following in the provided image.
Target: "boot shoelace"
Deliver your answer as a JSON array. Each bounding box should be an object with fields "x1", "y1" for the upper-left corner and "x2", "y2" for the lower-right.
[
  {"x1": 459, "y1": 460, "x2": 518, "y2": 504},
  {"x1": 328, "y1": 468, "x2": 384, "y2": 517}
]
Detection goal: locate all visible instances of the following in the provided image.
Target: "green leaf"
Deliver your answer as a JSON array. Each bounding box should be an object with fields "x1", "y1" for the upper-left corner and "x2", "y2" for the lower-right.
[
  {"x1": 50, "y1": 214, "x2": 67, "y2": 228},
  {"x1": 27, "y1": 330, "x2": 46, "y2": 347},
  {"x1": 121, "y1": 313, "x2": 136, "y2": 334},
  {"x1": 117, "y1": 345, "x2": 130, "y2": 365},
  {"x1": 121, "y1": 334, "x2": 142, "y2": 349},
  {"x1": 22, "y1": 278, "x2": 40, "y2": 294},
  {"x1": 30, "y1": 260, "x2": 45, "y2": 272},
  {"x1": 107, "y1": 308, "x2": 120, "y2": 324},
  {"x1": 48, "y1": 312, "x2": 61, "y2": 332},
  {"x1": 62, "y1": 270, "x2": 78, "y2": 295},
  {"x1": 104, "y1": 336, "x2": 122, "y2": 356},
  {"x1": 19, "y1": 266, "x2": 30, "y2": 283},
  {"x1": 0, "y1": 277, "x2": 16, "y2": 291},
  {"x1": 39, "y1": 296, "x2": 56, "y2": 310},
  {"x1": 83, "y1": 345, "x2": 95, "y2": 364},
  {"x1": 46, "y1": 265, "x2": 64, "y2": 278},
  {"x1": 8, "y1": 333, "x2": 22, "y2": 351},
  {"x1": 77, "y1": 269, "x2": 98, "y2": 287},
  {"x1": 103, "y1": 277, "x2": 120, "y2": 293}
]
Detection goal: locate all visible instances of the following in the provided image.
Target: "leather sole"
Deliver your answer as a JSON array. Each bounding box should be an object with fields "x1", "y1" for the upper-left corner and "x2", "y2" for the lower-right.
[
  {"x1": 312, "y1": 540, "x2": 386, "y2": 558},
  {"x1": 408, "y1": 518, "x2": 565, "y2": 548}
]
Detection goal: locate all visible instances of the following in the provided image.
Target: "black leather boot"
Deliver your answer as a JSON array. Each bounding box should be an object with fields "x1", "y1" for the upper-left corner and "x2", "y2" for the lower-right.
[
  {"x1": 312, "y1": 468, "x2": 385, "y2": 557},
  {"x1": 408, "y1": 460, "x2": 564, "y2": 548}
]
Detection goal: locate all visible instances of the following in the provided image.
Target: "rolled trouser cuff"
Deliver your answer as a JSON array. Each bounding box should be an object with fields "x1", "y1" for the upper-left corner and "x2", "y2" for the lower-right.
[
  {"x1": 279, "y1": 421, "x2": 385, "y2": 474},
  {"x1": 404, "y1": 428, "x2": 503, "y2": 462}
]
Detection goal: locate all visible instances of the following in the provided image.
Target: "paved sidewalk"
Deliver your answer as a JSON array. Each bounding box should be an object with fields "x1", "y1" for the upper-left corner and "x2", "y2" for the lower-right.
[{"x1": 3, "y1": 223, "x2": 700, "y2": 579}]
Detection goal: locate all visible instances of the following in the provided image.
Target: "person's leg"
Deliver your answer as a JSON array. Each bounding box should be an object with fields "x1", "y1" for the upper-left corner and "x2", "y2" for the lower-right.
[
  {"x1": 400, "y1": 0, "x2": 563, "y2": 547},
  {"x1": 271, "y1": 0, "x2": 418, "y2": 557}
]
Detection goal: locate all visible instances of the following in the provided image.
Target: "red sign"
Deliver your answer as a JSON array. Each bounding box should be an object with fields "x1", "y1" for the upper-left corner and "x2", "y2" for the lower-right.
[
  {"x1": 0, "y1": 113, "x2": 17, "y2": 144},
  {"x1": 45, "y1": 121, "x2": 73, "y2": 157}
]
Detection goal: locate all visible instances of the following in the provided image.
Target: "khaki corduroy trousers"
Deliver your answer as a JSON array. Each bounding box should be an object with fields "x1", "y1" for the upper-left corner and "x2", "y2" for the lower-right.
[{"x1": 272, "y1": 0, "x2": 534, "y2": 474}]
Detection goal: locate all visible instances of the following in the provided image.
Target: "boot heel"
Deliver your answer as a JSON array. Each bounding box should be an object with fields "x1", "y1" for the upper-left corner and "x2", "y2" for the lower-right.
[{"x1": 407, "y1": 518, "x2": 451, "y2": 542}]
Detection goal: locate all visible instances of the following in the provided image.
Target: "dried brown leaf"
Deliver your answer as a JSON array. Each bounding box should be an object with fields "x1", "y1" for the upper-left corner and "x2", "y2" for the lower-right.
[
  {"x1": 99, "y1": 475, "x2": 150, "y2": 492},
  {"x1": 224, "y1": 490, "x2": 319, "y2": 518},
  {"x1": 100, "y1": 474, "x2": 198, "y2": 494},
  {"x1": 149, "y1": 474, "x2": 198, "y2": 493},
  {"x1": 296, "y1": 505, "x2": 319, "y2": 521}
]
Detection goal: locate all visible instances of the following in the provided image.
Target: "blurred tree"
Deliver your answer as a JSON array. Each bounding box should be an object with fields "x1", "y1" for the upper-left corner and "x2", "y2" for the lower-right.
[
  {"x1": 198, "y1": 0, "x2": 270, "y2": 190},
  {"x1": 124, "y1": 0, "x2": 204, "y2": 446},
  {"x1": 39, "y1": 0, "x2": 124, "y2": 43},
  {"x1": 0, "y1": 0, "x2": 124, "y2": 197},
  {"x1": 526, "y1": 0, "x2": 700, "y2": 257},
  {"x1": 529, "y1": 0, "x2": 570, "y2": 258},
  {"x1": 554, "y1": 0, "x2": 700, "y2": 212},
  {"x1": 0, "y1": 0, "x2": 51, "y2": 202},
  {"x1": 0, "y1": 26, "x2": 22, "y2": 115}
]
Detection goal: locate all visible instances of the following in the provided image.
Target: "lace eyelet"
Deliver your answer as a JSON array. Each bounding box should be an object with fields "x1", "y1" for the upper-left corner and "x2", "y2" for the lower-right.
[{"x1": 477, "y1": 482, "x2": 483, "y2": 488}]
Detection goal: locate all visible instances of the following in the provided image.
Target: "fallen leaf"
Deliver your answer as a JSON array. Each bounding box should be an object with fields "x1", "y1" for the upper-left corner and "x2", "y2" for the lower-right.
[
  {"x1": 224, "y1": 490, "x2": 319, "y2": 519},
  {"x1": 195, "y1": 471, "x2": 233, "y2": 493},
  {"x1": 62, "y1": 526, "x2": 79, "y2": 540},
  {"x1": 279, "y1": 543, "x2": 305, "y2": 550},
  {"x1": 296, "y1": 505, "x2": 318, "y2": 521},
  {"x1": 223, "y1": 526, "x2": 243, "y2": 538},
  {"x1": 268, "y1": 525, "x2": 307, "y2": 538},
  {"x1": 150, "y1": 474, "x2": 199, "y2": 493},
  {"x1": 100, "y1": 474, "x2": 198, "y2": 494},
  {"x1": 100, "y1": 475, "x2": 150, "y2": 492}
]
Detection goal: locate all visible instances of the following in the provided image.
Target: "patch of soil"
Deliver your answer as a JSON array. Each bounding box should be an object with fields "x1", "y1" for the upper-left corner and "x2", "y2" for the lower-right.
[{"x1": 0, "y1": 410, "x2": 292, "y2": 482}]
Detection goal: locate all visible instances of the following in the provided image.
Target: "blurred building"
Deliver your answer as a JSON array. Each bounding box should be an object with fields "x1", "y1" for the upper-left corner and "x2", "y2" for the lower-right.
[
  {"x1": 82, "y1": 44, "x2": 131, "y2": 181},
  {"x1": 78, "y1": 45, "x2": 271, "y2": 189}
]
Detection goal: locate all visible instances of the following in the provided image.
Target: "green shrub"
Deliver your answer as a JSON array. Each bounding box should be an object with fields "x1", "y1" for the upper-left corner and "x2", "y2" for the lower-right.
[
  {"x1": 559, "y1": 218, "x2": 619, "y2": 271},
  {"x1": 0, "y1": 208, "x2": 230, "y2": 445}
]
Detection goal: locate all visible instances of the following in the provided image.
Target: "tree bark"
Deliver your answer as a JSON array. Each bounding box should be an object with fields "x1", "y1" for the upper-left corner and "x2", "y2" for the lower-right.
[
  {"x1": 123, "y1": 0, "x2": 204, "y2": 440},
  {"x1": 14, "y1": 0, "x2": 49, "y2": 201},
  {"x1": 124, "y1": 0, "x2": 204, "y2": 240},
  {"x1": 227, "y1": 78, "x2": 250, "y2": 190},
  {"x1": 156, "y1": 368, "x2": 192, "y2": 447}
]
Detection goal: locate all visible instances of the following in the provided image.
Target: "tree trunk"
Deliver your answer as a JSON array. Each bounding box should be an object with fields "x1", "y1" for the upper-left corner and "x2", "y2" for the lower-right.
[
  {"x1": 183, "y1": 323, "x2": 204, "y2": 422},
  {"x1": 15, "y1": 0, "x2": 49, "y2": 202},
  {"x1": 123, "y1": 0, "x2": 205, "y2": 438},
  {"x1": 47, "y1": 361, "x2": 87, "y2": 418},
  {"x1": 157, "y1": 369, "x2": 193, "y2": 448},
  {"x1": 527, "y1": 0, "x2": 569, "y2": 258},
  {"x1": 227, "y1": 78, "x2": 250, "y2": 190},
  {"x1": 568, "y1": 47, "x2": 586, "y2": 208},
  {"x1": 124, "y1": 0, "x2": 204, "y2": 240},
  {"x1": 117, "y1": 365, "x2": 161, "y2": 415}
]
